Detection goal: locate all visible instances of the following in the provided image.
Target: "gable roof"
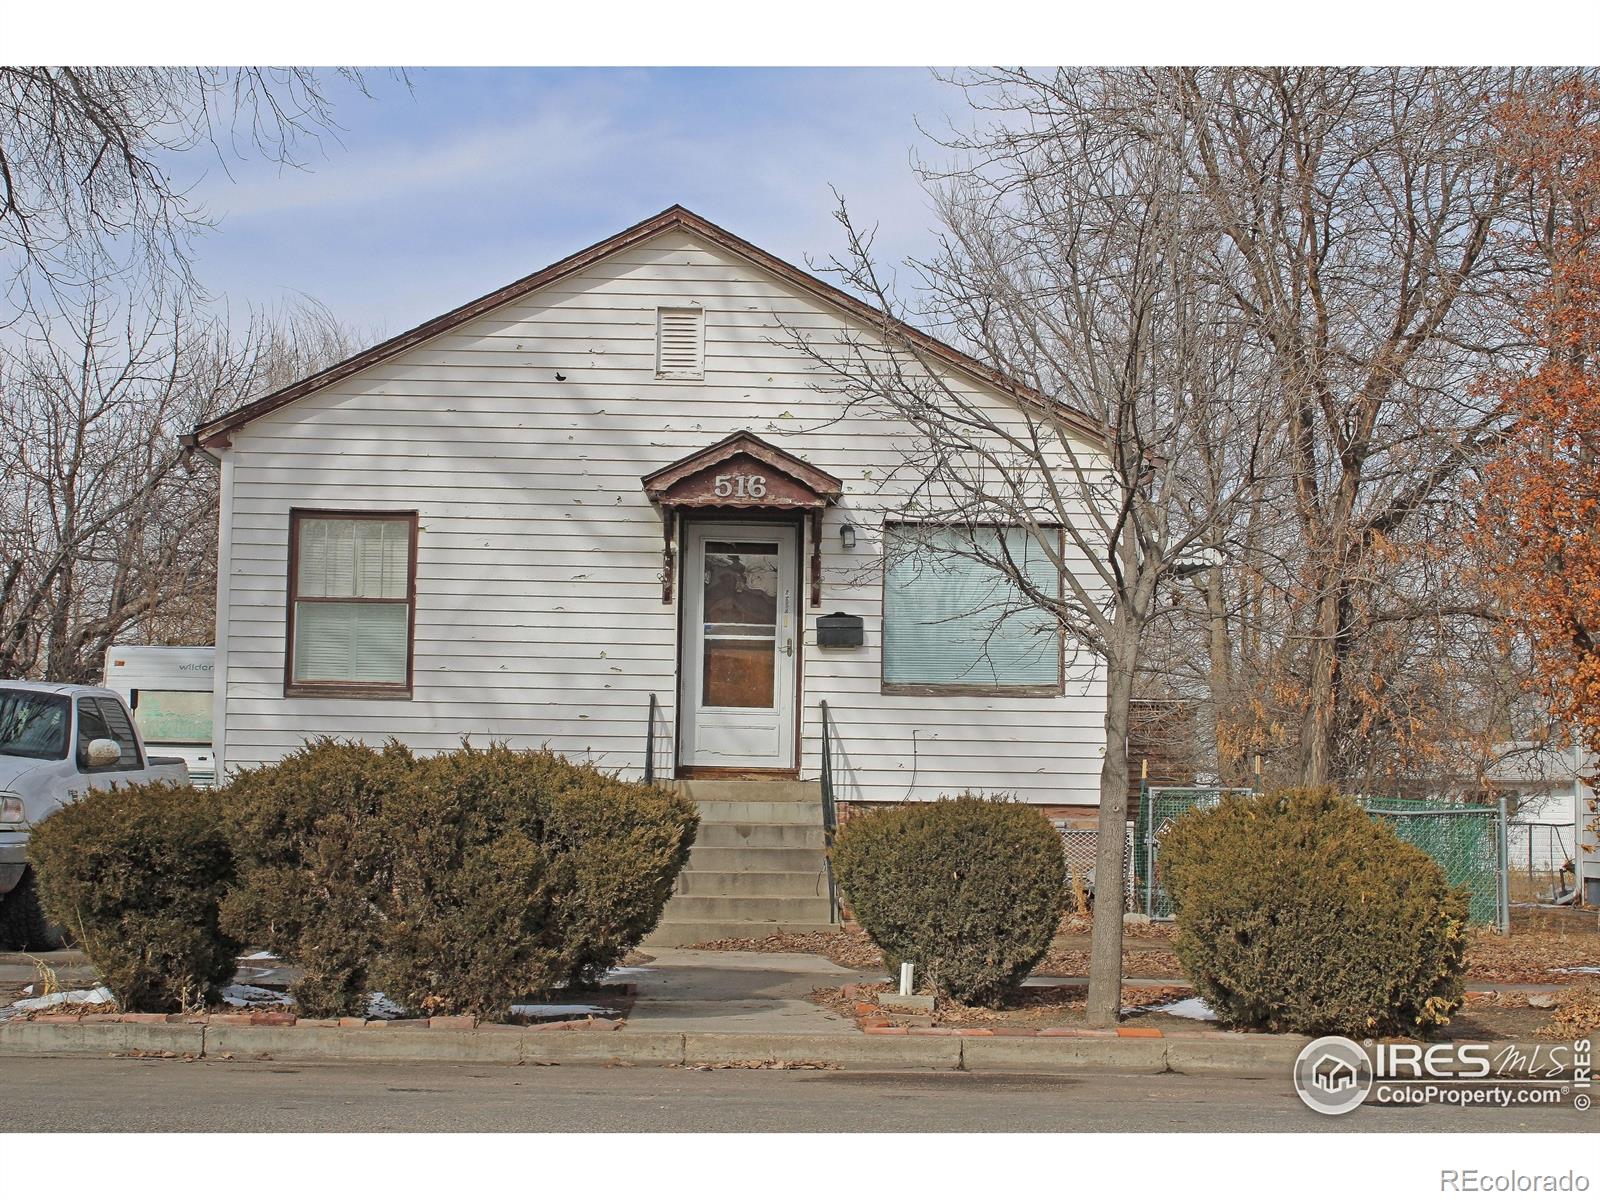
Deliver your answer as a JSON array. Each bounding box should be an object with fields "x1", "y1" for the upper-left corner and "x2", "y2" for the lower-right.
[{"x1": 187, "y1": 204, "x2": 1105, "y2": 451}]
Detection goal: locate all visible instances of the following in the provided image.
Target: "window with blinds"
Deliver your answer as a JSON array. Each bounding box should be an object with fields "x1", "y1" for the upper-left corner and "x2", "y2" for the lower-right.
[
  {"x1": 288, "y1": 512, "x2": 416, "y2": 693},
  {"x1": 882, "y1": 524, "x2": 1062, "y2": 691},
  {"x1": 655, "y1": 306, "x2": 705, "y2": 378}
]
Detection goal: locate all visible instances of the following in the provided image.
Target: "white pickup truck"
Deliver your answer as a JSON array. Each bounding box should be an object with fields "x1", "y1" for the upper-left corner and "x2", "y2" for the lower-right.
[{"x1": 0, "y1": 681, "x2": 191, "y2": 949}]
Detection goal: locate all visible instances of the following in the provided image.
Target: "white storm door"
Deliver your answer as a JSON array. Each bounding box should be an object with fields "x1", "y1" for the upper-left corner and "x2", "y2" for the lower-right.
[{"x1": 680, "y1": 522, "x2": 798, "y2": 769}]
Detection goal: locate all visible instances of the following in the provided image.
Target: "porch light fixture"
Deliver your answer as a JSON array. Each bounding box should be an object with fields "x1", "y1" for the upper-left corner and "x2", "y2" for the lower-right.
[{"x1": 839, "y1": 523, "x2": 856, "y2": 550}]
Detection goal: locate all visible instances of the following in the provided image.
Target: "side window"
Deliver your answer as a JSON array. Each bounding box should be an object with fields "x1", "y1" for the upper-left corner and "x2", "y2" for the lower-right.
[
  {"x1": 75, "y1": 699, "x2": 142, "y2": 772},
  {"x1": 75, "y1": 700, "x2": 112, "y2": 772},
  {"x1": 96, "y1": 700, "x2": 143, "y2": 770}
]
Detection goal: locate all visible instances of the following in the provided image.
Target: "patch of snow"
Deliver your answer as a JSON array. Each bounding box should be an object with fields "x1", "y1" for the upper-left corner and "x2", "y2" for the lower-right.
[
  {"x1": 1149, "y1": 996, "x2": 1218, "y2": 1021},
  {"x1": 20, "y1": 984, "x2": 33, "y2": 996},
  {"x1": 13, "y1": 986, "x2": 114, "y2": 1011},
  {"x1": 510, "y1": 1003, "x2": 619, "y2": 1019},
  {"x1": 366, "y1": 992, "x2": 406, "y2": 1019},
  {"x1": 1554, "y1": 966, "x2": 1600, "y2": 975},
  {"x1": 602, "y1": 966, "x2": 653, "y2": 980},
  {"x1": 240, "y1": 951, "x2": 277, "y2": 961},
  {"x1": 220, "y1": 984, "x2": 294, "y2": 1008}
]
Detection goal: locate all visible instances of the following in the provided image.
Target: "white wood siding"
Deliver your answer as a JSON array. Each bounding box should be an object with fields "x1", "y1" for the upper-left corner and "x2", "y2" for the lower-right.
[{"x1": 216, "y1": 231, "x2": 1107, "y2": 805}]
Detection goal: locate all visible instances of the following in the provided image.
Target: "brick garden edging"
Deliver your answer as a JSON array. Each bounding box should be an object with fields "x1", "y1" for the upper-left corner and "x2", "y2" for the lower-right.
[{"x1": 10, "y1": 1011, "x2": 624, "y2": 1031}]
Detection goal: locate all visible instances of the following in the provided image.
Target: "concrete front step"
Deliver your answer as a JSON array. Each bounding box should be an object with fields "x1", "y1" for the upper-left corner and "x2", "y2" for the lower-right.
[
  {"x1": 654, "y1": 778, "x2": 838, "y2": 942},
  {"x1": 694, "y1": 822, "x2": 826, "y2": 850},
  {"x1": 686, "y1": 846, "x2": 827, "y2": 873},
  {"x1": 689, "y1": 799, "x2": 823, "y2": 824},
  {"x1": 642, "y1": 919, "x2": 839, "y2": 947},
  {"x1": 670, "y1": 779, "x2": 822, "y2": 805},
  {"x1": 661, "y1": 895, "x2": 834, "y2": 923},
  {"x1": 674, "y1": 869, "x2": 829, "y2": 898}
]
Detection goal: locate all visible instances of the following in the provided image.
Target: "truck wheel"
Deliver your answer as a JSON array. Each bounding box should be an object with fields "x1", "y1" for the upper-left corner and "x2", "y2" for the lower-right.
[{"x1": 0, "y1": 868, "x2": 67, "y2": 951}]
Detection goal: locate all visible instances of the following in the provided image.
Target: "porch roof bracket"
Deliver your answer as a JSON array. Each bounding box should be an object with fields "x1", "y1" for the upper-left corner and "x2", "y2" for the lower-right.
[
  {"x1": 809, "y1": 510, "x2": 823, "y2": 608},
  {"x1": 659, "y1": 504, "x2": 676, "y2": 606}
]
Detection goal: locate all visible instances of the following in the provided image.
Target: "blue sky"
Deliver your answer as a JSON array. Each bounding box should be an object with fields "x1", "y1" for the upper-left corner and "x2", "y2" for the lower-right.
[{"x1": 180, "y1": 68, "x2": 963, "y2": 337}]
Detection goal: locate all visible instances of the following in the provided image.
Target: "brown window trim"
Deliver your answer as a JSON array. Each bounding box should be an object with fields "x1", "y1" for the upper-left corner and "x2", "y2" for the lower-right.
[
  {"x1": 879, "y1": 519, "x2": 1067, "y2": 698},
  {"x1": 283, "y1": 508, "x2": 419, "y2": 700}
]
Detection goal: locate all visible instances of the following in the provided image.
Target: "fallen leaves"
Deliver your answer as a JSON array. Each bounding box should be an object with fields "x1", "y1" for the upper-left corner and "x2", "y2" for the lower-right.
[
  {"x1": 1463, "y1": 924, "x2": 1600, "y2": 983},
  {"x1": 1536, "y1": 983, "x2": 1600, "y2": 1040}
]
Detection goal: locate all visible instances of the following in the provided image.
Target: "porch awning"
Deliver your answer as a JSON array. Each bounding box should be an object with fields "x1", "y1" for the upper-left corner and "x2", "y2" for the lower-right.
[{"x1": 641, "y1": 431, "x2": 843, "y2": 510}]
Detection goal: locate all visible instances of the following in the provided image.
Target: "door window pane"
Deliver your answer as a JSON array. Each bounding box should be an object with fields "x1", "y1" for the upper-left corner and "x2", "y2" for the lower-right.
[{"x1": 701, "y1": 540, "x2": 778, "y2": 708}]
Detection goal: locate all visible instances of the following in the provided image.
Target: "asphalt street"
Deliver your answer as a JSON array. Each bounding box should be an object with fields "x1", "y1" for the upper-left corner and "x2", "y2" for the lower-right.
[{"x1": 0, "y1": 1057, "x2": 1590, "y2": 1133}]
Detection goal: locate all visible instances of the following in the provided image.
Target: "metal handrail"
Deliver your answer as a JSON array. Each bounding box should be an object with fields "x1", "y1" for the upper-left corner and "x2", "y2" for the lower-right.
[
  {"x1": 644, "y1": 692, "x2": 658, "y2": 785},
  {"x1": 819, "y1": 699, "x2": 839, "y2": 923}
]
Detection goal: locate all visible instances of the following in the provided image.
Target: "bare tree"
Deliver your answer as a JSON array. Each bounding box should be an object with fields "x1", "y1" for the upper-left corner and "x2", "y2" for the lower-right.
[
  {"x1": 1165, "y1": 66, "x2": 1535, "y2": 787},
  {"x1": 794, "y1": 69, "x2": 1271, "y2": 1025},
  {"x1": 0, "y1": 280, "x2": 361, "y2": 681},
  {"x1": 0, "y1": 67, "x2": 394, "y2": 306}
]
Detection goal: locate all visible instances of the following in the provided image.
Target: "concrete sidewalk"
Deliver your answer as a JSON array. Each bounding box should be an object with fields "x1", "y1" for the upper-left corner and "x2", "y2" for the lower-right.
[{"x1": 622, "y1": 949, "x2": 874, "y2": 1034}]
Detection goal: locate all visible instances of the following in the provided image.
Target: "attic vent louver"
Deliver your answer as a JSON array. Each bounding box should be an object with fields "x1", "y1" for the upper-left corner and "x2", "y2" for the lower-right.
[{"x1": 656, "y1": 306, "x2": 705, "y2": 378}]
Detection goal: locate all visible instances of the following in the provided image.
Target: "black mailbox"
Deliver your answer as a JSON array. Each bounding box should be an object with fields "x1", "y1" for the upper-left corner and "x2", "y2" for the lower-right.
[{"x1": 817, "y1": 612, "x2": 864, "y2": 648}]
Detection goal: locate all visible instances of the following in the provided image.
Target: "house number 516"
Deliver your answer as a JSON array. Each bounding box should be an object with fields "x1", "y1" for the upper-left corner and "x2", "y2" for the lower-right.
[{"x1": 713, "y1": 474, "x2": 767, "y2": 499}]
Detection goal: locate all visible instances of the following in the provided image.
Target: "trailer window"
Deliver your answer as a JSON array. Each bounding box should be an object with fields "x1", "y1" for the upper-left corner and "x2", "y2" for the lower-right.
[{"x1": 131, "y1": 690, "x2": 213, "y2": 745}]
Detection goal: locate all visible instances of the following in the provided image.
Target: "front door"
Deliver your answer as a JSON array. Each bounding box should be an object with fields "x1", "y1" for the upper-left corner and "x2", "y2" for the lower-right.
[{"x1": 679, "y1": 521, "x2": 798, "y2": 771}]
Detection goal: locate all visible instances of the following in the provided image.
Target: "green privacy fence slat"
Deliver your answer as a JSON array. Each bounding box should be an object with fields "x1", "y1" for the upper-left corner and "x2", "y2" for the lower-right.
[
  {"x1": 1362, "y1": 798, "x2": 1507, "y2": 930},
  {"x1": 1130, "y1": 787, "x2": 1507, "y2": 929}
]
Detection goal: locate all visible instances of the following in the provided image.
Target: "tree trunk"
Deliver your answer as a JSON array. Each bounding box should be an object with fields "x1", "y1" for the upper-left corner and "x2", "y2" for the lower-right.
[
  {"x1": 1204, "y1": 563, "x2": 1239, "y2": 782},
  {"x1": 1085, "y1": 629, "x2": 1139, "y2": 1027}
]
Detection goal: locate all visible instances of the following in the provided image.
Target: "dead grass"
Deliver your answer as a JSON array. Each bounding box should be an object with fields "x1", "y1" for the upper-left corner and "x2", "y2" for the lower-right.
[
  {"x1": 26, "y1": 955, "x2": 63, "y2": 1000},
  {"x1": 810, "y1": 981, "x2": 1194, "y2": 1031},
  {"x1": 690, "y1": 921, "x2": 1185, "y2": 979}
]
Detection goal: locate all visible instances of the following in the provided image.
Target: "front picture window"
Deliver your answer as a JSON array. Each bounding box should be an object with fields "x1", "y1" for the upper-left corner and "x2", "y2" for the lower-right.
[{"x1": 882, "y1": 524, "x2": 1062, "y2": 691}]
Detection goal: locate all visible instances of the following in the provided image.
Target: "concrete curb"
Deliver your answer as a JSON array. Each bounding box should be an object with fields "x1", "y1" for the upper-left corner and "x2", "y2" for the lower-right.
[
  {"x1": 0, "y1": 1020, "x2": 205, "y2": 1058},
  {"x1": 0, "y1": 1016, "x2": 1290, "y2": 1073},
  {"x1": 0, "y1": 1019, "x2": 1584, "y2": 1079}
]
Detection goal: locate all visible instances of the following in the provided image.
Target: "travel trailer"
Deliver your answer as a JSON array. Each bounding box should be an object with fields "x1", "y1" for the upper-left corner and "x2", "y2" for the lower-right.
[{"x1": 101, "y1": 646, "x2": 217, "y2": 787}]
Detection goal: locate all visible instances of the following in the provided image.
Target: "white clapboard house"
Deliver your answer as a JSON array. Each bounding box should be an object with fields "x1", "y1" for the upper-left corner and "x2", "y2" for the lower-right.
[{"x1": 188, "y1": 206, "x2": 1109, "y2": 942}]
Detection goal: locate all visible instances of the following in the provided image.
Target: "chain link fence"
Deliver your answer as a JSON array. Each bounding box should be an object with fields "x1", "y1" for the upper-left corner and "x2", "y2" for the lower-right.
[
  {"x1": 1053, "y1": 822, "x2": 1136, "y2": 912},
  {"x1": 1062, "y1": 790, "x2": 1510, "y2": 928}
]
